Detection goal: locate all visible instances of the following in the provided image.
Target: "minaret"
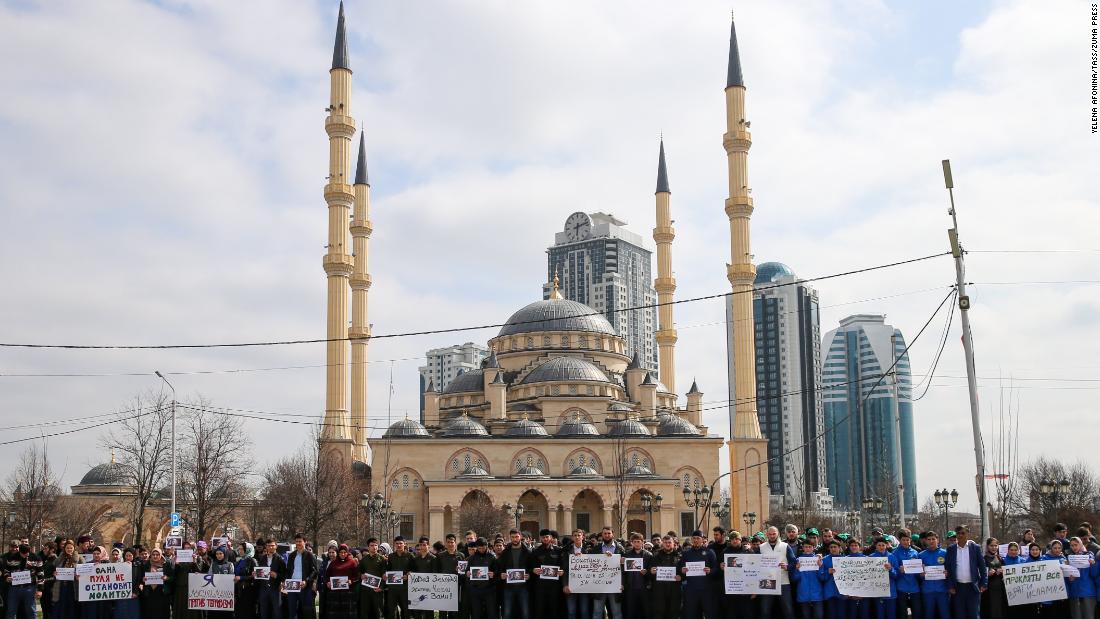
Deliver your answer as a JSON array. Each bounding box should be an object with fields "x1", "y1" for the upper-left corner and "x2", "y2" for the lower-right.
[
  {"x1": 349, "y1": 130, "x2": 372, "y2": 463},
  {"x1": 320, "y1": 1, "x2": 356, "y2": 464},
  {"x1": 652, "y1": 139, "x2": 677, "y2": 393},
  {"x1": 722, "y1": 16, "x2": 770, "y2": 522}
]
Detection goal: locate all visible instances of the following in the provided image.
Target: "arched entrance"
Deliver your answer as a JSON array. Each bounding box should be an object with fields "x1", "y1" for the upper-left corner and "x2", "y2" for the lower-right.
[
  {"x1": 571, "y1": 489, "x2": 604, "y2": 533},
  {"x1": 516, "y1": 490, "x2": 549, "y2": 536},
  {"x1": 626, "y1": 489, "x2": 655, "y2": 537}
]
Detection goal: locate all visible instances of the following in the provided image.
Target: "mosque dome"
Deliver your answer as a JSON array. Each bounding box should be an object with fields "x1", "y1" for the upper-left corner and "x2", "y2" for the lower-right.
[
  {"x1": 754, "y1": 262, "x2": 795, "y2": 285},
  {"x1": 504, "y1": 417, "x2": 549, "y2": 437},
  {"x1": 657, "y1": 414, "x2": 701, "y2": 436},
  {"x1": 383, "y1": 418, "x2": 431, "y2": 438},
  {"x1": 625, "y1": 463, "x2": 656, "y2": 477},
  {"x1": 78, "y1": 462, "x2": 128, "y2": 487},
  {"x1": 607, "y1": 419, "x2": 651, "y2": 437},
  {"x1": 569, "y1": 465, "x2": 602, "y2": 478},
  {"x1": 442, "y1": 369, "x2": 485, "y2": 394},
  {"x1": 498, "y1": 299, "x2": 616, "y2": 338},
  {"x1": 520, "y1": 357, "x2": 611, "y2": 385},
  {"x1": 514, "y1": 464, "x2": 548, "y2": 478},
  {"x1": 441, "y1": 415, "x2": 489, "y2": 438},
  {"x1": 556, "y1": 416, "x2": 600, "y2": 437}
]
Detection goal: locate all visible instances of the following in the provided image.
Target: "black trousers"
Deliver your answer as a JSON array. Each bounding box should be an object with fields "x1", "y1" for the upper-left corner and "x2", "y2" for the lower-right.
[{"x1": 651, "y1": 585, "x2": 680, "y2": 619}]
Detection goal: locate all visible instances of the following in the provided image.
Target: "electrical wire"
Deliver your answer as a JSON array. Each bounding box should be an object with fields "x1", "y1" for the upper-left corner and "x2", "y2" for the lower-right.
[
  {"x1": 913, "y1": 288, "x2": 957, "y2": 401},
  {"x1": 0, "y1": 252, "x2": 949, "y2": 350}
]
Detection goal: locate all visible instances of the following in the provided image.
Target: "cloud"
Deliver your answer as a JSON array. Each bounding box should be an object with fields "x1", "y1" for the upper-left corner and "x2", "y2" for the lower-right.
[{"x1": 1, "y1": 0, "x2": 1096, "y2": 512}]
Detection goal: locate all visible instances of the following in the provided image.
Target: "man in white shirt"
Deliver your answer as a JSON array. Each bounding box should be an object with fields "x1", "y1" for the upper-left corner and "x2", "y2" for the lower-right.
[
  {"x1": 757, "y1": 526, "x2": 796, "y2": 619},
  {"x1": 946, "y1": 524, "x2": 987, "y2": 619}
]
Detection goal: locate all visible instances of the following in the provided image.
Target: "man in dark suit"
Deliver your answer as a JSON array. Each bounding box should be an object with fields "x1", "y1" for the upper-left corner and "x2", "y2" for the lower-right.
[
  {"x1": 286, "y1": 533, "x2": 319, "y2": 619},
  {"x1": 946, "y1": 524, "x2": 987, "y2": 619},
  {"x1": 256, "y1": 538, "x2": 288, "y2": 619}
]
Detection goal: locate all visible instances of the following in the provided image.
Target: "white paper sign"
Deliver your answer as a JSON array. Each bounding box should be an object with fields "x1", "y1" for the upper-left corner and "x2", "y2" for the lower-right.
[
  {"x1": 75, "y1": 563, "x2": 97, "y2": 577},
  {"x1": 78, "y1": 562, "x2": 134, "y2": 602},
  {"x1": 924, "y1": 565, "x2": 946, "y2": 580},
  {"x1": 539, "y1": 565, "x2": 560, "y2": 580},
  {"x1": 11, "y1": 571, "x2": 32, "y2": 586},
  {"x1": 80, "y1": 554, "x2": 94, "y2": 564},
  {"x1": 1003, "y1": 560, "x2": 1068, "y2": 606},
  {"x1": 685, "y1": 561, "x2": 706, "y2": 577},
  {"x1": 567, "y1": 554, "x2": 621, "y2": 593},
  {"x1": 408, "y1": 573, "x2": 459, "y2": 612},
  {"x1": 723, "y1": 554, "x2": 781, "y2": 596},
  {"x1": 456, "y1": 561, "x2": 468, "y2": 575},
  {"x1": 55, "y1": 568, "x2": 76, "y2": 581},
  {"x1": 902, "y1": 559, "x2": 923, "y2": 574},
  {"x1": 998, "y1": 544, "x2": 1010, "y2": 558},
  {"x1": 797, "y1": 556, "x2": 820, "y2": 572},
  {"x1": 253, "y1": 566, "x2": 270, "y2": 580},
  {"x1": 1068, "y1": 555, "x2": 1092, "y2": 569},
  {"x1": 284, "y1": 579, "x2": 304, "y2": 592},
  {"x1": 176, "y1": 550, "x2": 194, "y2": 563},
  {"x1": 1060, "y1": 564, "x2": 1080, "y2": 578},
  {"x1": 832, "y1": 557, "x2": 891, "y2": 598},
  {"x1": 623, "y1": 558, "x2": 644, "y2": 572},
  {"x1": 384, "y1": 571, "x2": 405, "y2": 585},
  {"x1": 655, "y1": 566, "x2": 677, "y2": 582},
  {"x1": 506, "y1": 569, "x2": 525, "y2": 583},
  {"x1": 330, "y1": 576, "x2": 349, "y2": 590},
  {"x1": 144, "y1": 571, "x2": 164, "y2": 585},
  {"x1": 468, "y1": 567, "x2": 488, "y2": 581},
  {"x1": 362, "y1": 574, "x2": 381, "y2": 588},
  {"x1": 187, "y1": 573, "x2": 235, "y2": 611}
]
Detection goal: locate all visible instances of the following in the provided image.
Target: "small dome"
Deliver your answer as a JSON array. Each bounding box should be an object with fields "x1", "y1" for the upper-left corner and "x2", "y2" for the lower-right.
[
  {"x1": 569, "y1": 465, "x2": 602, "y2": 478},
  {"x1": 442, "y1": 369, "x2": 485, "y2": 394},
  {"x1": 78, "y1": 462, "x2": 128, "y2": 487},
  {"x1": 441, "y1": 415, "x2": 489, "y2": 438},
  {"x1": 657, "y1": 414, "x2": 700, "y2": 436},
  {"x1": 608, "y1": 419, "x2": 651, "y2": 437},
  {"x1": 557, "y1": 416, "x2": 600, "y2": 437},
  {"x1": 383, "y1": 418, "x2": 431, "y2": 438},
  {"x1": 625, "y1": 463, "x2": 655, "y2": 477},
  {"x1": 608, "y1": 402, "x2": 634, "y2": 412},
  {"x1": 521, "y1": 357, "x2": 611, "y2": 385},
  {"x1": 498, "y1": 299, "x2": 616, "y2": 337},
  {"x1": 505, "y1": 418, "x2": 549, "y2": 437},
  {"x1": 458, "y1": 465, "x2": 490, "y2": 478},
  {"x1": 754, "y1": 262, "x2": 795, "y2": 285},
  {"x1": 514, "y1": 464, "x2": 548, "y2": 478}
]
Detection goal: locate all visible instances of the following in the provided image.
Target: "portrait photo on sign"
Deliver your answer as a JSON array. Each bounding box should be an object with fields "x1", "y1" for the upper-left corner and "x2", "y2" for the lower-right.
[
  {"x1": 330, "y1": 576, "x2": 349, "y2": 590},
  {"x1": 165, "y1": 537, "x2": 182, "y2": 549},
  {"x1": 469, "y1": 567, "x2": 489, "y2": 581},
  {"x1": 384, "y1": 572, "x2": 404, "y2": 585},
  {"x1": 759, "y1": 579, "x2": 776, "y2": 590},
  {"x1": 284, "y1": 579, "x2": 303, "y2": 592},
  {"x1": 362, "y1": 574, "x2": 381, "y2": 589},
  {"x1": 624, "y1": 558, "x2": 644, "y2": 572},
  {"x1": 540, "y1": 566, "x2": 560, "y2": 579},
  {"x1": 253, "y1": 567, "x2": 270, "y2": 580},
  {"x1": 507, "y1": 569, "x2": 525, "y2": 583},
  {"x1": 725, "y1": 556, "x2": 741, "y2": 568}
]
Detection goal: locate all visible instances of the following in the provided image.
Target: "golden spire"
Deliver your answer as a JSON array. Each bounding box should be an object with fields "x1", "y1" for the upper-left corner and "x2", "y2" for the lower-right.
[
  {"x1": 110, "y1": 448, "x2": 116, "y2": 464},
  {"x1": 549, "y1": 270, "x2": 564, "y2": 300}
]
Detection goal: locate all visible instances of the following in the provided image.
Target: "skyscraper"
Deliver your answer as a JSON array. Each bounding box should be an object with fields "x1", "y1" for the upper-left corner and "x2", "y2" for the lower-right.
[
  {"x1": 417, "y1": 342, "x2": 490, "y2": 421},
  {"x1": 751, "y1": 262, "x2": 827, "y2": 508},
  {"x1": 821, "y1": 314, "x2": 917, "y2": 515},
  {"x1": 545, "y1": 212, "x2": 657, "y2": 371}
]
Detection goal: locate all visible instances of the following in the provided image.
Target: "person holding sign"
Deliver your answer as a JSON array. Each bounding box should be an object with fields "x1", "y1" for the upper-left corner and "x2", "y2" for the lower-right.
[
  {"x1": 758, "y1": 526, "x2": 797, "y2": 619},
  {"x1": 497, "y1": 529, "x2": 532, "y2": 619},
  {"x1": 916, "y1": 532, "x2": 949, "y2": 619},
  {"x1": 435, "y1": 534, "x2": 466, "y2": 619},
  {"x1": 384, "y1": 537, "x2": 414, "y2": 619},
  {"x1": 2, "y1": 543, "x2": 40, "y2": 619},
  {"x1": 792, "y1": 539, "x2": 825, "y2": 619},
  {"x1": 173, "y1": 540, "x2": 210, "y2": 619},
  {"x1": 255, "y1": 539, "x2": 286, "y2": 619},
  {"x1": 981, "y1": 537, "x2": 1007, "y2": 619},
  {"x1": 233, "y1": 542, "x2": 259, "y2": 619},
  {"x1": 530, "y1": 529, "x2": 563, "y2": 619},
  {"x1": 322, "y1": 544, "x2": 358, "y2": 619},
  {"x1": 891, "y1": 529, "x2": 922, "y2": 619},
  {"x1": 649, "y1": 535, "x2": 681, "y2": 619},
  {"x1": 679, "y1": 530, "x2": 717, "y2": 619},
  {"x1": 946, "y1": 524, "x2": 988, "y2": 619},
  {"x1": 286, "y1": 534, "x2": 319, "y2": 619},
  {"x1": 819, "y1": 539, "x2": 845, "y2": 619},
  {"x1": 621, "y1": 532, "x2": 651, "y2": 619},
  {"x1": 585, "y1": 526, "x2": 624, "y2": 619},
  {"x1": 356, "y1": 539, "x2": 387, "y2": 619},
  {"x1": 559, "y1": 529, "x2": 590, "y2": 619},
  {"x1": 867, "y1": 537, "x2": 898, "y2": 618},
  {"x1": 465, "y1": 538, "x2": 498, "y2": 619},
  {"x1": 1066, "y1": 537, "x2": 1097, "y2": 619},
  {"x1": 50, "y1": 540, "x2": 81, "y2": 619}
]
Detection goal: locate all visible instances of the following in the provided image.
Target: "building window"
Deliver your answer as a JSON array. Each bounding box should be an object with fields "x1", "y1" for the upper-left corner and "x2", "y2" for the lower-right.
[
  {"x1": 680, "y1": 512, "x2": 694, "y2": 537},
  {"x1": 576, "y1": 512, "x2": 591, "y2": 532},
  {"x1": 400, "y1": 514, "x2": 415, "y2": 539},
  {"x1": 544, "y1": 336, "x2": 552, "y2": 347}
]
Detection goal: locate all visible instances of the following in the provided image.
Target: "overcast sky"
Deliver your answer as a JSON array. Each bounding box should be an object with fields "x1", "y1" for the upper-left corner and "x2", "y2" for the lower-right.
[{"x1": 1, "y1": 0, "x2": 1097, "y2": 513}]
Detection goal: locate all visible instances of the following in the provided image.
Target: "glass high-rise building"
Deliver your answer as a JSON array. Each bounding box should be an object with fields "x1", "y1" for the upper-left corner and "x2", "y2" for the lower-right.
[
  {"x1": 544, "y1": 212, "x2": 656, "y2": 370},
  {"x1": 749, "y1": 262, "x2": 827, "y2": 508},
  {"x1": 821, "y1": 314, "x2": 917, "y2": 515}
]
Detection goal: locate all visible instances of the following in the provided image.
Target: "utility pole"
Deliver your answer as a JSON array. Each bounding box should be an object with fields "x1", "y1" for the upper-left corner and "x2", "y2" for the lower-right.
[
  {"x1": 941, "y1": 159, "x2": 990, "y2": 539},
  {"x1": 890, "y1": 334, "x2": 905, "y2": 529},
  {"x1": 155, "y1": 371, "x2": 177, "y2": 519}
]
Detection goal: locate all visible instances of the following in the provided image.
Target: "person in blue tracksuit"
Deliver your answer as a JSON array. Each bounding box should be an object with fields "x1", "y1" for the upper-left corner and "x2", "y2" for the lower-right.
[
  {"x1": 1001, "y1": 542, "x2": 1036, "y2": 619},
  {"x1": 819, "y1": 540, "x2": 844, "y2": 619},
  {"x1": 792, "y1": 539, "x2": 825, "y2": 619},
  {"x1": 1065, "y1": 537, "x2": 1097, "y2": 619},
  {"x1": 891, "y1": 529, "x2": 921, "y2": 619},
  {"x1": 868, "y1": 538, "x2": 896, "y2": 619},
  {"x1": 917, "y1": 531, "x2": 949, "y2": 619},
  {"x1": 831, "y1": 538, "x2": 870, "y2": 619},
  {"x1": 1041, "y1": 539, "x2": 1071, "y2": 616}
]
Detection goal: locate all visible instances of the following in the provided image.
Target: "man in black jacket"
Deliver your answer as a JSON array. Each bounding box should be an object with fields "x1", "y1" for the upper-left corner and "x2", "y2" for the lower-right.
[
  {"x1": 385, "y1": 537, "x2": 415, "y2": 619},
  {"x1": 466, "y1": 539, "x2": 498, "y2": 619},
  {"x1": 530, "y1": 530, "x2": 563, "y2": 619},
  {"x1": 560, "y1": 529, "x2": 590, "y2": 619},
  {"x1": 497, "y1": 529, "x2": 532, "y2": 619},
  {"x1": 719, "y1": 531, "x2": 757, "y2": 619},
  {"x1": 649, "y1": 535, "x2": 681, "y2": 619},
  {"x1": 256, "y1": 539, "x2": 287, "y2": 619},
  {"x1": 621, "y1": 533, "x2": 651, "y2": 619},
  {"x1": 2, "y1": 543, "x2": 41, "y2": 619},
  {"x1": 286, "y1": 533, "x2": 318, "y2": 619}
]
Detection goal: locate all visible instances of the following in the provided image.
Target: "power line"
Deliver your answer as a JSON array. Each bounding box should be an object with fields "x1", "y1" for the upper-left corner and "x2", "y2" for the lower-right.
[
  {"x1": 913, "y1": 288, "x2": 957, "y2": 401},
  {"x1": 0, "y1": 252, "x2": 949, "y2": 350}
]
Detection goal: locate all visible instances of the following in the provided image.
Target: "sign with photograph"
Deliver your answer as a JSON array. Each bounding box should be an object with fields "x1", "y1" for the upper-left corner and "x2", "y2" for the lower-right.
[{"x1": 723, "y1": 554, "x2": 780, "y2": 596}]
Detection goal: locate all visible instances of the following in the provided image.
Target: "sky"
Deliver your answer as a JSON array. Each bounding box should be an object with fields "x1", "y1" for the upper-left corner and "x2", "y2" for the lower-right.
[{"x1": 1, "y1": 0, "x2": 1098, "y2": 514}]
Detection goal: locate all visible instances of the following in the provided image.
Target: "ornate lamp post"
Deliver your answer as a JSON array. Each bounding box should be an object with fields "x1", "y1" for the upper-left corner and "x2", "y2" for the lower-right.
[
  {"x1": 712, "y1": 498, "x2": 731, "y2": 529},
  {"x1": 363, "y1": 493, "x2": 390, "y2": 540},
  {"x1": 933, "y1": 489, "x2": 959, "y2": 537},
  {"x1": 1039, "y1": 479, "x2": 1072, "y2": 522},
  {"x1": 503, "y1": 503, "x2": 525, "y2": 530},
  {"x1": 683, "y1": 484, "x2": 712, "y2": 525},
  {"x1": 640, "y1": 493, "x2": 663, "y2": 536},
  {"x1": 844, "y1": 511, "x2": 860, "y2": 535},
  {"x1": 861, "y1": 496, "x2": 884, "y2": 536},
  {"x1": 742, "y1": 511, "x2": 757, "y2": 532}
]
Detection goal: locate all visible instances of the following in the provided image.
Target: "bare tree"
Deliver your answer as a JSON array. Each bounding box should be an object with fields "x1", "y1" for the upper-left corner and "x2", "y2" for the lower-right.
[
  {"x1": 989, "y1": 379, "x2": 1023, "y2": 540},
  {"x1": 608, "y1": 436, "x2": 638, "y2": 536},
  {"x1": 1, "y1": 443, "x2": 61, "y2": 543},
  {"x1": 1014, "y1": 457, "x2": 1100, "y2": 537},
  {"x1": 176, "y1": 400, "x2": 252, "y2": 539},
  {"x1": 51, "y1": 497, "x2": 112, "y2": 541},
  {"x1": 455, "y1": 495, "x2": 511, "y2": 539},
  {"x1": 99, "y1": 392, "x2": 173, "y2": 544}
]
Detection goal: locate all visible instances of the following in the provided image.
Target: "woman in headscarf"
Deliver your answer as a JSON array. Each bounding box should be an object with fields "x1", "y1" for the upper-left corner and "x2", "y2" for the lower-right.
[
  {"x1": 981, "y1": 537, "x2": 1006, "y2": 619},
  {"x1": 139, "y1": 547, "x2": 173, "y2": 619},
  {"x1": 112, "y1": 548, "x2": 141, "y2": 619},
  {"x1": 52, "y1": 539, "x2": 80, "y2": 619},
  {"x1": 79, "y1": 546, "x2": 112, "y2": 619},
  {"x1": 209, "y1": 547, "x2": 234, "y2": 575},
  {"x1": 234, "y1": 542, "x2": 258, "y2": 619},
  {"x1": 318, "y1": 542, "x2": 338, "y2": 617},
  {"x1": 321, "y1": 544, "x2": 359, "y2": 619},
  {"x1": 173, "y1": 540, "x2": 211, "y2": 619}
]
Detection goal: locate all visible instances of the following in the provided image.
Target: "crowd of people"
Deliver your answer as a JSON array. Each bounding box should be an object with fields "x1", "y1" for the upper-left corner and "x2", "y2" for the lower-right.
[{"x1": 2, "y1": 520, "x2": 1098, "y2": 619}]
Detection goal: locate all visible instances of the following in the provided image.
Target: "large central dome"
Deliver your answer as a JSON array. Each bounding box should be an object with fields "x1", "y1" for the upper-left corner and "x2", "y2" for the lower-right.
[{"x1": 498, "y1": 299, "x2": 616, "y2": 337}]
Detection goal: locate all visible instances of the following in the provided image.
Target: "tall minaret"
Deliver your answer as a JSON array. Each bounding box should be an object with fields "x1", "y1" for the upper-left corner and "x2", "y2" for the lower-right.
[
  {"x1": 723, "y1": 16, "x2": 770, "y2": 522},
  {"x1": 349, "y1": 130, "x2": 372, "y2": 464},
  {"x1": 320, "y1": 1, "x2": 356, "y2": 464},
  {"x1": 652, "y1": 140, "x2": 677, "y2": 393}
]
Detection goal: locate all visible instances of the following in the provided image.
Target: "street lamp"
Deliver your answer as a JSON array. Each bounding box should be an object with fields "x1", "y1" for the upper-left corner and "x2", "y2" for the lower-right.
[
  {"x1": 712, "y1": 498, "x2": 731, "y2": 528},
  {"x1": 683, "y1": 484, "x2": 712, "y2": 524},
  {"x1": 933, "y1": 489, "x2": 959, "y2": 537},
  {"x1": 154, "y1": 370, "x2": 177, "y2": 519},
  {"x1": 844, "y1": 511, "x2": 860, "y2": 535},
  {"x1": 1039, "y1": 479, "x2": 1072, "y2": 521},
  {"x1": 502, "y1": 503, "x2": 526, "y2": 530},
  {"x1": 742, "y1": 511, "x2": 757, "y2": 531},
  {"x1": 861, "y1": 497, "x2": 884, "y2": 535},
  {"x1": 640, "y1": 493, "x2": 663, "y2": 536}
]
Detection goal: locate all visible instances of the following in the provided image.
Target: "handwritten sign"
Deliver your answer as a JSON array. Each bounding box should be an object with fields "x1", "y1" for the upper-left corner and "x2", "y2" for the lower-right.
[
  {"x1": 902, "y1": 559, "x2": 923, "y2": 574},
  {"x1": 924, "y1": 565, "x2": 946, "y2": 580},
  {"x1": 408, "y1": 573, "x2": 459, "y2": 612},
  {"x1": 567, "y1": 554, "x2": 621, "y2": 593},
  {"x1": 330, "y1": 576, "x2": 349, "y2": 590},
  {"x1": 797, "y1": 556, "x2": 820, "y2": 572},
  {"x1": 78, "y1": 562, "x2": 133, "y2": 602},
  {"x1": 998, "y1": 544, "x2": 1010, "y2": 558},
  {"x1": 685, "y1": 561, "x2": 706, "y2": 577},
  {"x1": 11, "y1": 571, "x2": 32, "y2": 586},
  {"x1": 724, "y1": 554, "x2": 780, "y2": 596},
  {"x1": 144, "y1": 571, "x2": 164, "y2": 585},
  {"x1": 176, "y1": 550, "x2": 194, "y2": 563},
  {"x1": 76, "y1": 563, "x2": 97, "y2": 577},
  {"x1": 1068, "y1": 555, "x2": 1092, "y2": 569},
  {"x1": 1060, "y1": 564, "x2": 1080, "y2": 578},
  {"x1": 55, "y1": 568, "x2": 75, "y2": 581},
  {"x1": 1003, "y1": 560, "x2": 1067, "y2": 606},
  {"x1": 188, "y1": 573, "x2": 235, "y2": 611},
  {"x1": 832, "y1": 557, "x2": 890, "y2": 598}
]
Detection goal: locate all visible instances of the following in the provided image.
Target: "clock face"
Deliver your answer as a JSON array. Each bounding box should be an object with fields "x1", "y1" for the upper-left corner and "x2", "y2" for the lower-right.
[{"x1": 564, "y1": 212, "x2": 592, "y2": 242}]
